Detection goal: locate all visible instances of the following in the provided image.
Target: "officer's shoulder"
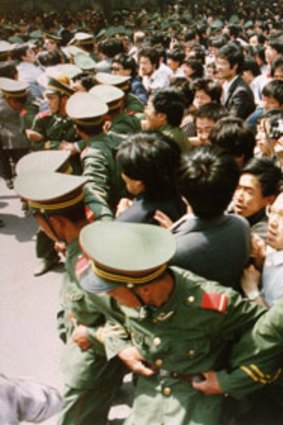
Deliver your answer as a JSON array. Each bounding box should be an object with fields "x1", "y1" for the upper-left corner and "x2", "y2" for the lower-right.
[{"x1": 173, "y1": 267, "x2": 232, "y2": 314}]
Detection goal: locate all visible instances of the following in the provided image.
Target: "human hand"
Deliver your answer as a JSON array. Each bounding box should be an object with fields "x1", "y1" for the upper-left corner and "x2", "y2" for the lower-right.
[
  {"x1": 25, "y1": 129, "x2": 43, "y2": 142},
  {"x1": 71, "y1": 322, "x2": 93, "y2": 351},
  {"x1": 154, "y1": 210, "x2": 173, "y2": 229},
  {"x1": 192, "y1": 371, "x2": 224, "y2": 395},
  {"x1": 118, "y1": 346, "x2": 154, "y2": 377},
  {"x1": 115, "y1": 198, "x2": 133, "y2": 217},
  {"x1": 241, "y1": 265, "x2": 261, "y2": 295},
  {"x1": 250, "y1": 233, "x2": 266, "y2": 270},
  {"x1": 60, "y1": 141, "x2": 78, "y2": 155}
]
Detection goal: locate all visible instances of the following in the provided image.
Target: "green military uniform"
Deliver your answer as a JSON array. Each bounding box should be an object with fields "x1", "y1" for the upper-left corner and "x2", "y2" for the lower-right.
[
  {"x1": 79, "y1": 221, "x2": 266, "y2": 425},
  {"x1": 95, "y1": 72, "x2": 145, "y2": 115},
  {"x1": 66, "y1": 91, "x2": 125, "y2": 221},
  {"x1": 160, "y1": 124, "x2": 192, "y2": 153},
  {"x1": 14, "y1": 171, "x2": 130, "y2": 425},
  {"x1": 216, "y1": 300, "x2": 283, "y2": 424},
  {"x1": 20, "y1": 100, "x2": 39, "y2": 134},
  {"x1": 90, "y1": 84, "x2": 141, "y2": 136}
]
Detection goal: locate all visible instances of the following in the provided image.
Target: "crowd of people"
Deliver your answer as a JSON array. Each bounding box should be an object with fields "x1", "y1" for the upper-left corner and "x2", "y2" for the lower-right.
[{"x1": 1, "y1": 1, "x2": 283, "y2": 424}]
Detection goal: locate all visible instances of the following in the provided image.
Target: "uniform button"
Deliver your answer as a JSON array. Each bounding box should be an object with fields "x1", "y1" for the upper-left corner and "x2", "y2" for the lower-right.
[
  {"x1": 188, "y1": 350, "x2": 195, "y2": 357},
  {"x1": 152, "y1": 319, "x2": 158, "y2": 324},
  {"x1": 153, "y1": 337, "x2": 161, "y2": 346},
  {"x1": 155, "y1": 359, "x2": 163, "y2": 367},
  {"x1": 163, "y1": 387, "x2": 172, "y2": 396},
  {"x1": 131, "y1": 332, "x2": 135, "y2": 337},
  {"x1": 187, "y1": 296, "x2": 195, "y2": 303}
]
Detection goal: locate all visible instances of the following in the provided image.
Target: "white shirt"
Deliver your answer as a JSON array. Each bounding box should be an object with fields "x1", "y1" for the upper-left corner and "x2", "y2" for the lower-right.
[
  {"x1": 142, "y1": 67, "x2": 170, "y2": 93},
  {"x1": 261, "y1": 247, "x2": 283, "y2": 307}
]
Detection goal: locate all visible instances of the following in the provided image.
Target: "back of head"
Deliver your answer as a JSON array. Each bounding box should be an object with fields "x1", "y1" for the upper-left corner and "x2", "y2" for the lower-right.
[
  {"x1": 0, "y1": 61, "x2": 17, "y2": 79},
  {"x1": 242, "y1": 157, "x2": 282, "y2": 197},
  {"x1": 209, "y1": 116, "x2": 255, "y2": 164},
  {"x1": 195, "y1": 103, "x2": 228, "y2": 121},
  {"x1": 169, "y1": 77, "x2": 195, "y2": 108},
  {"x1": 117, "y1": 131, "x2": 181, "y2": 200},
  {"x1": 152, "y1": 87, "x2": 185, "y2": 127},
  {"x1": 179, "y1": 145, "x2": 240, "y2": 219}
]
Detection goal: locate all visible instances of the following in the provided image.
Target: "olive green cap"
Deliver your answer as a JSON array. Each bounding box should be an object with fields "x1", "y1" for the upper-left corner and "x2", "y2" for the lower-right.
[
  {"x1": 29, "y1": 30, "x2": 43, "y2": 40},
  {"x1": 45, "y1": 33, "x2": 62, "y2": 43},
  {"x1": 68, "y1": 32, "x2": 94, "y2": 46},
  {"x1": 15, "y1": 172, "x2": 88, "y2": 213},
  {"x1": 95, "y1": 72, "x2": 130, "y2": 92},
  {"x1": 66, "y1": 92, "x2": 108, "y2": 126},
  {"x1": 229, "y1": 15, "x2": 239, "y2": 24},
  {"x1": 210, "y1": 19, "x2": 224, "y2": 30},
  {"x1": 38, "y1": 67, "x2": 76, "y2": 96},
  {"x1": 0, "y1": 77, "x2": 29, "y2": 98},
  {"x1": 62, "y1": 45, "x2": 89, "y2": 60},
  {"x1": 74, "y1": 52, "x2": 96, "y2": 70},
  {"x1": 0, "y1": 40, "x2": 13, "y2": 57},
  {"x1": 89, "y1": 84, "x2": 124, "y2": 111},
  {"x1": 79, "y1": 222, "x2": 176, "y2": 294},
  {"x1": 8, "y1": 35, "x2": 24, "y2": 44},
  {"x1": 15, "y1": 151, "x2": 72, "y2": 175}
]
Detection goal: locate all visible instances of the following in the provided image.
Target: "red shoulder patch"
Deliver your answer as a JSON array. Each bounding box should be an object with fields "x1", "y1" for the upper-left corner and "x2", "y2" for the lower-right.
[
  {"x1": 85, "y1": 206, "x2": 95, "y2": 223},
  {"x1": 36, "y1": 110, "x2": 51, "y2": 119},
  {"x1": 201, "y1": 292, "x2": 228, "y2": 313},
  {"x1": 20, "y1": 109, "x2": 28, "y2": 117},
  {"x1": 75, "y1": 255, "x2": 91, "y2": 277}
]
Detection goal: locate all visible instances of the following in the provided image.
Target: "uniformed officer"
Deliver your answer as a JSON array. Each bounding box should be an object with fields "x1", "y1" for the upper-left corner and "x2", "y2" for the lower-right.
[
  {"x1": 27, "y1": 71, "x2": 82, "y2": 275},
  {"x1": 95, "y1": 72, "x2": 145, "y2": 115},
  {"x1": 192, "y1": 299, "x2": 283, "y2": 424},
  {"x1": 90, "y1": 84, "x2": 141, "y2": 135},
  {"x1": 14, "y1": 171, "x2": 129, "y2": 425},
  {"x1": 79, "y1": 221, "x2": 266, "y2": 425},
  {"x1": 66, "y1": 91, "x2": 125, "y2": 222},
  {"x1": 0, "y1": 77, "x2": 39, "y2": 140}
]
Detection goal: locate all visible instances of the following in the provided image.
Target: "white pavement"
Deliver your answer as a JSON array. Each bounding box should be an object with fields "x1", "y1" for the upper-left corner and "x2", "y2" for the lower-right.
[{"x1": 0, "y1": 177, "x2": 133, "y2": 425}]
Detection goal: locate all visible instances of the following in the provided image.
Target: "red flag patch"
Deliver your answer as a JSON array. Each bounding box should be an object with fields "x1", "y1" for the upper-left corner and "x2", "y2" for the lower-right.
[
  {"x1": 201, "y1": 292, "x2": 228, "y2": 313},
  {"x1": 75, "y1": 255, "x2": 90, "y2": 277}
]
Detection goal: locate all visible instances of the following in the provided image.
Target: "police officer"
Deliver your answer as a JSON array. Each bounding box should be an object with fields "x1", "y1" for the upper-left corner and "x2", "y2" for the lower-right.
[
  {"x1": 79, "y1": 221, "x2": 266, "y2": 425},
  {"x1": 66, "y1": 91, "x2": 125, "y2": 222},
  {"x1": 14, "y1": 170, "x2": 129, "y2": 425}
]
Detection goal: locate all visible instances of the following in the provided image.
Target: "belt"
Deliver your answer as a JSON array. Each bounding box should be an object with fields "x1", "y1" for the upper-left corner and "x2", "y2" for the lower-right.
[{"x1": 147, "y1": 364, "x2": 204, "y2": 383}]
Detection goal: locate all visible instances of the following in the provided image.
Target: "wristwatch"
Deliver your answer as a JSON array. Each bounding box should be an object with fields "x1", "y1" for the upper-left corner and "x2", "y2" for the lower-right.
[{"x1": 246, "y1": 290, "x2": 260, "y2": 300}]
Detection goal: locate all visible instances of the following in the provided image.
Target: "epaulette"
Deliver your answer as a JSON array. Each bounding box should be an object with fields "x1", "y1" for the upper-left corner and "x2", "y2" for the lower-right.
[
  {"x1": 75, "y1": 255, "x2": 95, "y2": 290},
  {"x1": 35, "y1": 110, "x2": 51, "y2": 119},
  {"x1": 85, "y1": 206, "x2": 95, "y2": 223},
  {"x1": 201, "y1": 292, "x2": 228, "y2": 313}
]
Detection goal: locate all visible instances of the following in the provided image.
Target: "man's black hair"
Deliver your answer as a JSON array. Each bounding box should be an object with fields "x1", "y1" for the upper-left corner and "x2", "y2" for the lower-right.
[
  {"x1": 242, "y1": 157, "x2": 282, "y2": 197},
  {"x1": 152, "y1": 88, "x2": 185, "y2": 127},
  {"x1": 193, "y1": 78, "x2": 222, "y2": 103},
  {"x1": 179, "y1": 145, "x2": 240, "y2": 219},
  {"x1": 262, "y1": 79, "x2": 283, "y2": 105},
  {"x1": 138, "y1": 46, "x2": 160, "y2": 68},
  {"x1": 117, "y1": 131, "x2": 181, "y2": 200},
  {"x1": 195, "y1": 103, "x2": 228, "y2": 122},
  {"x1": 217, "y1": 43, "x2": 244, "y2": 74},
  {"x1": 209, "y1": 116, "x2": 256, "y2": 164}
]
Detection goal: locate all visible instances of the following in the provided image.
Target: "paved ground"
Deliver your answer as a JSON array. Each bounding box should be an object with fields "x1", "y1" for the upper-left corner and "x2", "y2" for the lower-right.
[{"x1": 0, "y1": 177, "x2": 133, "y2": 425}]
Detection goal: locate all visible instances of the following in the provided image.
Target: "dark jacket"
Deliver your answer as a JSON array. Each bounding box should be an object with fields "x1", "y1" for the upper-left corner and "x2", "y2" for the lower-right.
[{"x1": 224, "y1": 76, "x2": 255, "y2": 119}]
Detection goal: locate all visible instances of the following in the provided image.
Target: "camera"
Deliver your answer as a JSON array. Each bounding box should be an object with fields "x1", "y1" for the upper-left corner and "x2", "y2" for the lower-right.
[{"x1": 267, "y1": 118, "x2": 283, "y2": 140}]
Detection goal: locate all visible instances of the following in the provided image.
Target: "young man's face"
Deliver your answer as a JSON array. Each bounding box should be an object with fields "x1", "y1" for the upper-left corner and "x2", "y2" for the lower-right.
[
  {"x1": 233, "y1": 173, "x2": 271, "y2": 218},
  {"x1": 255, "y1": 119, "x2": 275, "y2": 157},
  {"x1": 139, "y1": 56, "x2": 155, "y2": 77},
  {"x1": 193, "y1": 89, "x2": 212, "y2": 109},
  {"x1": 111, "y1": 62, "x2": 131, "y2": 77},
  {"x1": 121, "y1": 172, "x2": 144, "y2": 196},
  {"x1": 22, "y1": 47, "x2": 36, "y2": 63},
  {"x1": 196, "y1": 117, "x2": 215, "y2": 144},
  {"x1": 267, "y1": 193, "x2": 283, "y2": 250},
  {"x1": 107, "y1": 286, "x2": 141, "y2": 308},
  {"x1": 46, "y1": 93, "x2": 60, "y2": 114},
  {"x1": 144, "y1": 99, "x2": 166, "y2": 129},
  {"x1": 265, "y1": 45, "x2": 278, "y2": 65},
  {"x1": 216, "y1": 57, "x2": 237, "y2": 81},
  {"x1": 262, "y1": 95, "x2": 282, "y2": 111}
]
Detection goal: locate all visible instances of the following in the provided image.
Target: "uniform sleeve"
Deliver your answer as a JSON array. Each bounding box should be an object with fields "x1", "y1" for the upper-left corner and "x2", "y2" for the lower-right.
[
  {"x1": 217, "y1": 303, "x2": 283, "y2": 399},
  {"x1": 82, "y1": 146, "x2": 115, "y2": 221}
]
